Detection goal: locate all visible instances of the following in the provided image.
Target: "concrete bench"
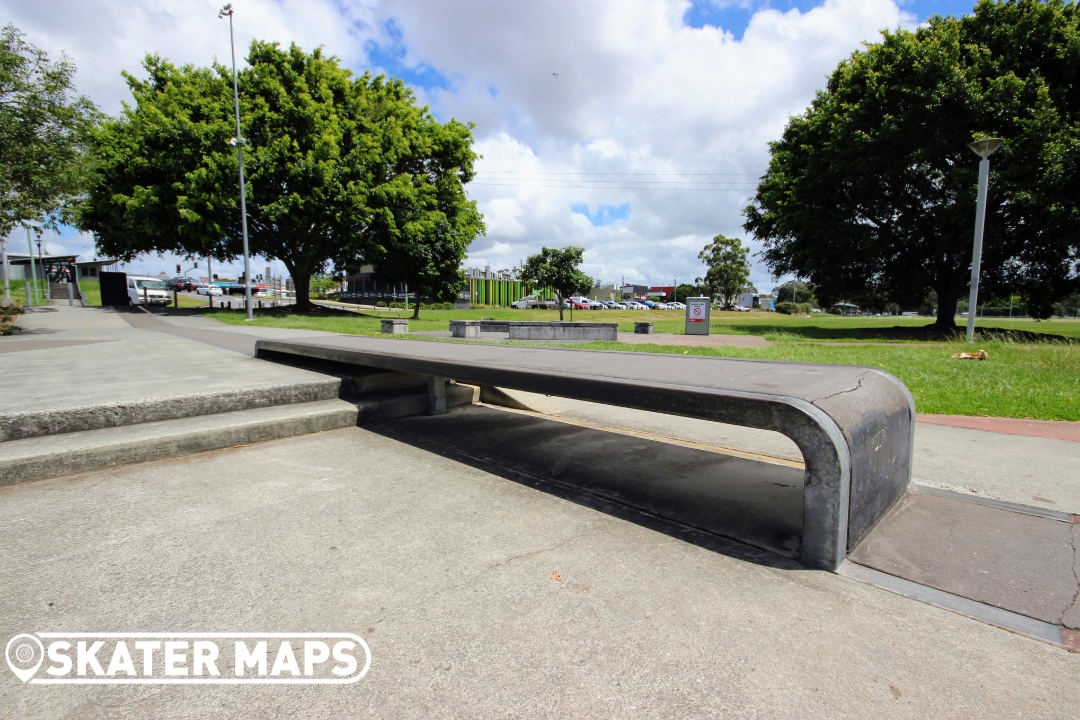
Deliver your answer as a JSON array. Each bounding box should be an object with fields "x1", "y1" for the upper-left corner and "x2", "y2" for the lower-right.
[
  {"x1": 634, "y1": 322, "x2": 653, "y2": 334},
  {"x1": 381, "y1": 319, "x2": 408, "y2": 334},
  {"x1": 507, "y1": 322, "x2": 617, "y2": 341},
  {"x1": 254, "y1": 337, "x2": 914, "y2": 571},
  {"x1": 450, "y1": 320, "x2": 480, "y2": 338}
]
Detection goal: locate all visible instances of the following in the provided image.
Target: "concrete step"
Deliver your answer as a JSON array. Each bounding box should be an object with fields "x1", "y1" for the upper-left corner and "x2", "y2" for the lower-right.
[
  {"x1": 0, "y1": 378, "x2": 343, "y2": 443},
  {"x1": 0, "y1": 399, "x2": 359, "y2": 486}
]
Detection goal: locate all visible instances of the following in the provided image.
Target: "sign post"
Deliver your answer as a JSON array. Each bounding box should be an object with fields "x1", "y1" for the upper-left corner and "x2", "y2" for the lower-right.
[{"x1": 685, "y1": 296, "x2": 711, "y2": 335}]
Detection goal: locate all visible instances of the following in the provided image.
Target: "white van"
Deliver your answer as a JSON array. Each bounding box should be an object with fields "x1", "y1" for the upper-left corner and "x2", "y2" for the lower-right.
[{"x1": 127, "y1": 276, "x2": 170, "y2": 306}]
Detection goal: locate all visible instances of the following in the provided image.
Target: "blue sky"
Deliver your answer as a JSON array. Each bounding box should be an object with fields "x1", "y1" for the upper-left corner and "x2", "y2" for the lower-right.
[{"x1": 684, "y1": 1, "x2": 980, "y2": 39}]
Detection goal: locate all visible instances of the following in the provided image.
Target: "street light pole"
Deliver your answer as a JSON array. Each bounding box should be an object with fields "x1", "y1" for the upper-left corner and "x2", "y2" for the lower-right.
[
  {"x1": 219, "y1": 4, "x2": 254, "y2": 321},
  {"x1": 1, "y1": 236, "x2": 9, "y2": 304},
  {"x1": 965, "y1": 138, "x2": 1003, "y2": 343}
]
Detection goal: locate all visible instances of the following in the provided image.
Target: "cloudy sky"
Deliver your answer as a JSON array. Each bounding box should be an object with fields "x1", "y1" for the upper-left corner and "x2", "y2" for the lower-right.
[{"x1": 4, "y1": 0, "x2": 976, "y2": 289}]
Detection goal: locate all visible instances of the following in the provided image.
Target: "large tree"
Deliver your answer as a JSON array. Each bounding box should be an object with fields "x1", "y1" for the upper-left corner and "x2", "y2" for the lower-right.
[
  {"x1": 697, "y1": 234, "x2": 750, "y2": 310},
  {"x1": 78, "y1": 41, "x2": 482, "y2": 308},
  {"x1": 0, "y1": 24, "x2": 97, "y2": 239},
  {"x1": 744, "y1": 0, "x2": 1080, "y2": 327},
  {"x1": 520, "y1": 246, "x2": 592, "y2": 321}
]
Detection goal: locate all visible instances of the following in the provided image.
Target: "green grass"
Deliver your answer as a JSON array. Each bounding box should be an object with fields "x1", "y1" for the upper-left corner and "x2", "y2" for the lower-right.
[
  {"x1": 80, "y1": 278, "x2": 101, "y2": 306},
  {"x1": 206, "y1": 305, "x2": 1080, "y2": 420},
  {"x1": 579, "y1": 340, "x2": 1079, "y2": 422}
]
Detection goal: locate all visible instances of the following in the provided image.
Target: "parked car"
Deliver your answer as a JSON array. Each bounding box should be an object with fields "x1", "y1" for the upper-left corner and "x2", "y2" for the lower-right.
[
  {"x1": 195, "y1": 284, "x2": 224, "y2": 296},
  {"x1": 667, "y1": 302, "x2": 686, "y2": 310},
  {"x1": 165, "y1": 276, "x2": 194, "y2": 291},
  {"x1": 126, "y1": 276, "x2": 170, "y2": 306}
]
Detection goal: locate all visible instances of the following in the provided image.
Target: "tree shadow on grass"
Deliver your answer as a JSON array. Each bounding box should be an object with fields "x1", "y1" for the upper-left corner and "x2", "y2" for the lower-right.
[{"x1": 726, "y1": 323, "x2": 1076, "y2": 344}]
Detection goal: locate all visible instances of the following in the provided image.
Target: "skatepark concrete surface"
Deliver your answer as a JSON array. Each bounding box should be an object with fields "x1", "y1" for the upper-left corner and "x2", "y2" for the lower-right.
[
  {"x1": 2, "y1": 305, "x2": 1079, "y2": 717},
  {"x1": 2, "y1": 425, "x2": 1079, "y2": 719}
]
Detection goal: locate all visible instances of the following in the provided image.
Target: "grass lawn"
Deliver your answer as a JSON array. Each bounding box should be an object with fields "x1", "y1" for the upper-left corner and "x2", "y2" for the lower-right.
[{"x1": 207, "y1": 305, "x2": 1080, "y2": 421}]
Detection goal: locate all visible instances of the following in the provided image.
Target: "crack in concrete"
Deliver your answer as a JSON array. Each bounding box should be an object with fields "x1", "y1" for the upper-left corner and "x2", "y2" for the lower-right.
[
  {"x1": 941, "y1": 514, "x2": 961, "y2": 560},
  {"x1": 1060, "y1": 522, "x2": 1080, "y2": 627},
  {"x1": 810, "y1": 371, "x2": 868, "y2": 406},
  {"x1": 371, "y1": 530, "x2": 602, "y2": 627}
]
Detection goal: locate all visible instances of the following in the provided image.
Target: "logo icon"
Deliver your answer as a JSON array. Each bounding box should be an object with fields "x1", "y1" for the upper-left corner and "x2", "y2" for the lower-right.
[{"x1": 6, "y1": 634, "x2": 44, "y2": 683}]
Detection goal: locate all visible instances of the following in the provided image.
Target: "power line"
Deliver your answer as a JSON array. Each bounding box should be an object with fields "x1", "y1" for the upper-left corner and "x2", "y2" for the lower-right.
[
  {"x1": 477, "y1": 171, "x2": 759, "y2": 177},
  {"x1": 470, "y1": 181, "x2": 756, "y2": 191},
  {"x1": 474, "y1": 178, "x2": 755, "y2": 186}
]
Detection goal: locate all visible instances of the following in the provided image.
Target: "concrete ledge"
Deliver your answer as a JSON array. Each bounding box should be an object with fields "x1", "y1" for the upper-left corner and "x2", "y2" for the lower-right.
[
  {"x1": 381, "y1": 319, "x2": 408, "y2": 334},
  {"x1": 254, "y1": 337, "x2": 916, "y2": 571},
  {"x1": 0, "y1": 379, "x2": 342, "y2": 443},
  {"x1": 450, "y1": 320, "x2": 480, "y2": 338},
  {"x1": 507, "y1": 322, "x2": 618, "y2": 341},
  {"x1": 634, "y1": 322, "x2": 654, "y2": 334},
  {"x1": 479, "y1": 320, "x2": 510, "y2": 333},
  {"x1": 0, "y1": 400, "x2": 359, "y2": 486}
]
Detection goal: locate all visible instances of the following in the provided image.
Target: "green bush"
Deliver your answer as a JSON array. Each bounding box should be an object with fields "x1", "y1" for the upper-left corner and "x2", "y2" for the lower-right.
[
  {"x1": 775, "y1": 301, "x2": 797, "y2": 315},
  {"x1": 375, "y1": 301, "x2": 388, "y2": 307}
]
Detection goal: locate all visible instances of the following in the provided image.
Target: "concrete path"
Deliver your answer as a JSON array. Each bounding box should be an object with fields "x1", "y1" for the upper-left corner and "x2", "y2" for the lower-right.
[
  {"x1": 0, "y1": 306, "x2": 332, "y2": 418},
  {"x1": 1, "y1": 426, "x2": 1077, "y2": 718}
]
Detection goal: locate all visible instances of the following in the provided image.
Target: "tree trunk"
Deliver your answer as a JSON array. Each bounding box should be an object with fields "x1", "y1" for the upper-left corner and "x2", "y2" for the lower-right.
[
  {"x1": 411, "y1": 300, "x2": 420, "y2": 320},
  {"x1": 934, "y1": 287, "x2": 958, "y2": 329},
  {"x1": 284, "y1": 260, "x2": 311, "y2": 310},
  {"x1": 557, "y1": 295, "x2": 564, "y2": 321}
]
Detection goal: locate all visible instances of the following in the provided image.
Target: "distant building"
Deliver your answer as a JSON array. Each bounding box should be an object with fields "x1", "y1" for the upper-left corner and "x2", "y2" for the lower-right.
[
  {"x1": 621, "y1": 284, "x2": 649, "y2": 300},
  {"x1": 589, "y1": 284, "x2": 620, "y2": 302},
  {"x1": 648, "y1": 285, "x2": 674, "y2": 300},
  {"x1": 465, "y1": 266, "x2": 518, "y2": 281}
]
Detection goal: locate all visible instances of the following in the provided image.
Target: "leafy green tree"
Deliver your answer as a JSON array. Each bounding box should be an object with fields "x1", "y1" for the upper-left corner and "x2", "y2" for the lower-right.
[
  {"x1": 696, "y1": 234, "x2": 750, "y2": 310},
  {"x1": 78, "y1": 41, "x2": 482, "y2": 309},
  {"x1": 0, "y1": 24, "x2": 97, "y2": 239},
  {"x1": 673, "y1": 283, "x2": 698, "y2": 303},
  {"x1": 744, "y1": 0, "x2": 1080, "y2": 326},
  {"x1": 773, "y1": 279, "x2": 816, "y2": 306},
  {"x1": 520, "y1": 246, "x2": 592, "y2": 321}
]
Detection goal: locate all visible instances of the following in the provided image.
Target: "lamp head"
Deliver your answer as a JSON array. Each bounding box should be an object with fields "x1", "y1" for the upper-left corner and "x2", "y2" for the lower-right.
[
  {"x1": 969, "y1": 138, "x2": 1003, "y2": 158},
  {"x1": 218, "y1": 4, "x2": 233, "y2": 19}
]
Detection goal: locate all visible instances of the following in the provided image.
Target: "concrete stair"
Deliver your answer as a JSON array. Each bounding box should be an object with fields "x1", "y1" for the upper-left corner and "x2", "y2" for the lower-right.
[
  {"x1": 0, "y1": 400, "x2": 359, "y2": 484},
  {"x1": 0, "y1": 359, "x2": 476, "y2": 486}
]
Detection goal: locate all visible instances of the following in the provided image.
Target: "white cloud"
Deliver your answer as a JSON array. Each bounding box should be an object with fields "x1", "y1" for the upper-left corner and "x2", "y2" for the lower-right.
[{"x1": 2, "y1": 0, "x2": 917, "y2": 291}]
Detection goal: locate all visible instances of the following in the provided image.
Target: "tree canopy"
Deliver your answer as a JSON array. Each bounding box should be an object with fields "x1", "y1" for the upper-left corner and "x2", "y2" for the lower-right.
[
  {"x1": 520, "y1": 246, "x2": 592, "y2": 321},
  {"x1": 77, "y1": 40, "x2": 483, "y2": 308},
  {"x1": 744, "y1": 0, "x2": 1080, "y2": 325},
  {"x1": 697, "y1": 234, "x2": 750, "y2": 310},
  {"x1": 0, "y1": 24, "x2": 97, "y2": 240}
]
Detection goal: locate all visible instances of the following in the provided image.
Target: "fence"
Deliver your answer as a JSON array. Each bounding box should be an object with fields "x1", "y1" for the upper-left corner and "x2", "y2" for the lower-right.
[{"x1": 466, "y1": 278, "x2": 554, "y2": 308}]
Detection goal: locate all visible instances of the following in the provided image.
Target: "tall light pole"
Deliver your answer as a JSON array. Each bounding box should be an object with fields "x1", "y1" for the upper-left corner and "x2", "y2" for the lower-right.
[
  {"x1": 219, "y1": 4, "x2": 254, "y2": 321},
  {"x1": 965, "y1": 138, "x2": 1003, "y2": 343}
]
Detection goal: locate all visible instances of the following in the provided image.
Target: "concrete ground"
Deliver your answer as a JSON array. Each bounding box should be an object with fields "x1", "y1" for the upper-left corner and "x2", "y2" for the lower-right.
[
  {"x1": 3, "y1": 305, "x2": 1079, "y2": 717},
  {"x1": 2, "y1": 425, "x2": 1079, "y2": 719},
  {"x1": 0, "y1": 306, "x2": 333, "y2": 418}
]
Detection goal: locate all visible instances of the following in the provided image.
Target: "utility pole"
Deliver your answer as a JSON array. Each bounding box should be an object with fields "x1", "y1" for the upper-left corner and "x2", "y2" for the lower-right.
[
  {"x1": 220, "y1": 4, "x2": 254, "y2": 321},
  {"x1": 1, "y1": 236, "x2": 9, "y2": 304},
  {"x1": 965, "y1": 138, "x2": 1003, "y2": 343},
  {"x1": 26, "y1": 226, "x2": 39, "y2": 305}
]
